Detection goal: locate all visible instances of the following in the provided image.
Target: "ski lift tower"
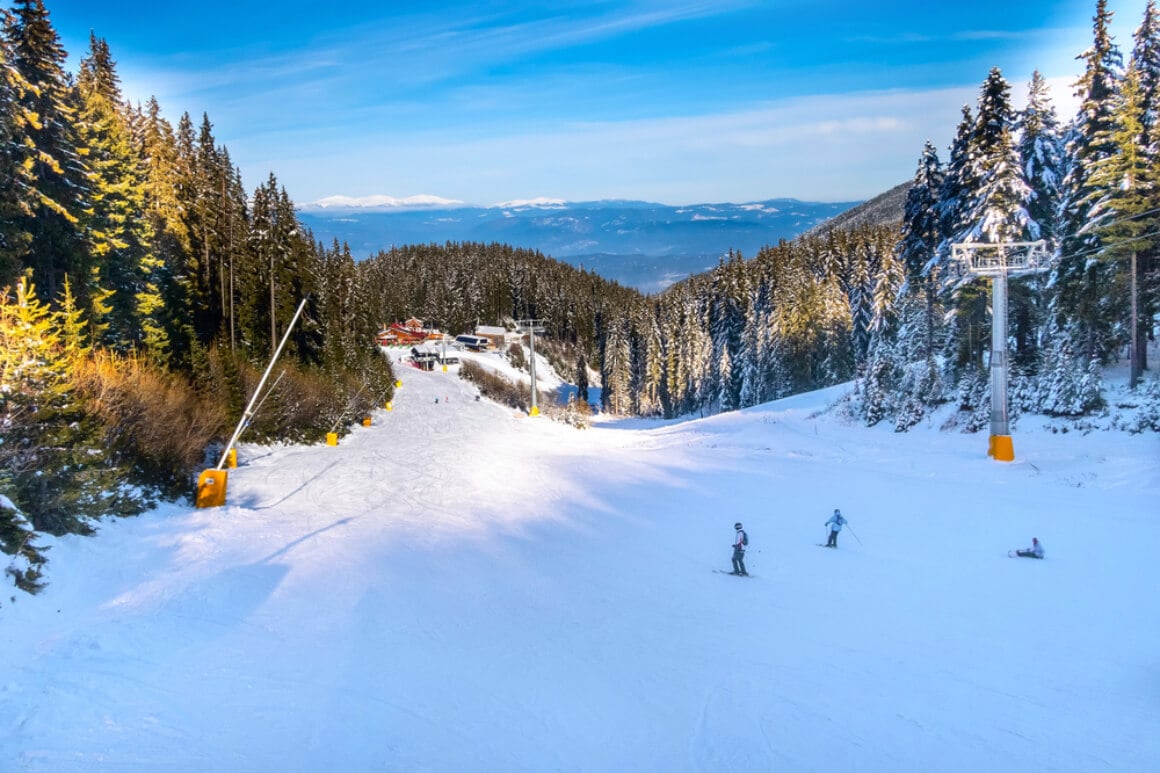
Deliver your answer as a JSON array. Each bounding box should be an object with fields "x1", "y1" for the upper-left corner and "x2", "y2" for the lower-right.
[
  {"x1": 517, "y1": 318, "x2": 547, "y2": 417},
  {"x1": 952, "y1": 240, "x2": 1049, "y2": 462}
]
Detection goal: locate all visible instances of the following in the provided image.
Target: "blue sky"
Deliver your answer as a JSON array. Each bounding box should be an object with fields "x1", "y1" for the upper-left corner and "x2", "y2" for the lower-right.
[{"x1": 41, "y1": 0, "x2": 1152, "y2": 206}]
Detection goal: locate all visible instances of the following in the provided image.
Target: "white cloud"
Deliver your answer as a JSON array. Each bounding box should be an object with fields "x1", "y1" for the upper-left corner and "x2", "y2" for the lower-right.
[{"x1": 268, "y1": 85, "x2": 976, "y2": 204}]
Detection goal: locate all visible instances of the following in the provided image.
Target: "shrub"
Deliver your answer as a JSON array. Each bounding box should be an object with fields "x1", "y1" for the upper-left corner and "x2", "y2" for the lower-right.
[
  {"x1": 73, "y1": 351, "x2": 229, "y2": 494},
  {"x1": 202, "y1": 346, "x2": 395, "y2": 446},
  {"x1": 507, "y1": 342, "x2": 526, "y2": 371},
  {"x1": 460, "y1": 361, "x2": 529, "y2": 411},
  {"x1": 0, "y1": 495, "x2": 46, "y2": 594}
]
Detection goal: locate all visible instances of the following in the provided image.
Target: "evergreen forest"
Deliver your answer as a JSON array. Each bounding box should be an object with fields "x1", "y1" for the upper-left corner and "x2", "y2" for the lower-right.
[{"x1": 2, "y1": 0, "x2": 1158, "y2": 588}]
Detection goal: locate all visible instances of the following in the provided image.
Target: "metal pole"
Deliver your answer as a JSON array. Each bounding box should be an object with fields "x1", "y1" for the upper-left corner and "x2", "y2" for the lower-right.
[
  {"x1": 216, "y1": 297, "x2": 308, "y2": 470},
  {"x1": 1130, "y1": 251, "x2": 1139, "y2": 389},
  {"x1": 529, "y1": 325, "x2": 539, "y2": 416},
  {"x1": 990, "y1": 270, "x2": 1009, "y2": 439}
]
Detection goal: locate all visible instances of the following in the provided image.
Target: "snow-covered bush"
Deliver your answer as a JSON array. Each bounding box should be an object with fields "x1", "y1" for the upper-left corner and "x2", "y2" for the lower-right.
[
  {"x1": 0, "y1": 493, "x2": 46, "y2": 595},
  {"x1": 894, "y1": 357, "x2": 946, "y2": 432}
]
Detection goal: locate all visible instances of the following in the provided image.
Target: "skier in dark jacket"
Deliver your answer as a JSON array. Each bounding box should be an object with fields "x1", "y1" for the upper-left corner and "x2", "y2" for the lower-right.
[
  {"x1": 731, "y1": 522, "x2": 748, "y2": 576},
  {"x1": 824, "y1": 509, "x2": 847, "y2": 547}
]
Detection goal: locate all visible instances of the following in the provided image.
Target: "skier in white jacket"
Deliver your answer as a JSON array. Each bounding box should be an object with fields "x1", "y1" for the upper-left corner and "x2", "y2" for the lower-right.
[
  {"x1": 1015, "y1": 537, "x2": 1045, "y2": 559},
  {"x1": 824, "y1": 509, "x2": 847, "y2": 548},
  {"x1": 731, "y1": 522, "x2": 748, "y2": 576}
]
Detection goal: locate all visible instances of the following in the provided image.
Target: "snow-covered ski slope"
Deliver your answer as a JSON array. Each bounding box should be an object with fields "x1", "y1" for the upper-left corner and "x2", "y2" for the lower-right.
[{"x1": 3, "y1": 362, "x2": 1157, "y2": 772}]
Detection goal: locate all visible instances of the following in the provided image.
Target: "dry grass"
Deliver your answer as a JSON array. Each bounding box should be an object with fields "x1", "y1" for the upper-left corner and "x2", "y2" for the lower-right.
[{"x1": 72, "y1": 351, "x2": 230, "y2": 489}]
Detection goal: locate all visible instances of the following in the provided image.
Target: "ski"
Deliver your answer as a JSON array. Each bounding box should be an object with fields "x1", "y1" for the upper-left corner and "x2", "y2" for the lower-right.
[
  {"x1": 713, "y1": 569, "x2": 753, "y2": 577},
  {"x1": 816, "y1": 544, "x2": 836, "y2": 548}
]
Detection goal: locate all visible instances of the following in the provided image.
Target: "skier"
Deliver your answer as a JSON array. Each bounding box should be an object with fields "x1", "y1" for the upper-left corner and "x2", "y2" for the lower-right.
[
  {"x1": 1014, "y1": 537, "x2": 1045, "y2": 559},
  {"x1": 824, "y1": 508, "x2": 847, "y2": 547},
  {"x1": 731, "y1": 522, "x2": 748, "y2": 576}
]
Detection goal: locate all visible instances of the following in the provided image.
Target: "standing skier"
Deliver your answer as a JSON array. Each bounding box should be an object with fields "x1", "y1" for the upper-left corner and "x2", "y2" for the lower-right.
[
  {"x1": 731, "y1": 522, "x2": 748, "y2": 576},
  {"x1": 824, "y1": 508, "x2": 847, "y2": 548}
]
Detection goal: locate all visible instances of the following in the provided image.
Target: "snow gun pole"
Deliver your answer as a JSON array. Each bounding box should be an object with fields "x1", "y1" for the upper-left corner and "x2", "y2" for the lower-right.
[
  {"x1": 328, "y1": 383, "x2": 368, "y2": 435},
  {"x1": 216, "y1": 297, "x2": 308, "y2": 471},
  {"x1": 248, "y1": 368, "x2": 287, "y2": 421}
]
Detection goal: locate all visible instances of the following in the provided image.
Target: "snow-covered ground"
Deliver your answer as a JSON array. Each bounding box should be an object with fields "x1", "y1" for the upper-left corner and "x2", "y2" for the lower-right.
[{"x1": 2, "y1": 361, "x2": 1157, "y2": 772}]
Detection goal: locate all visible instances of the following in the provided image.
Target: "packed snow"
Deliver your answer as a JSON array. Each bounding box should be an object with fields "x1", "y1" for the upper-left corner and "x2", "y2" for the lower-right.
[{"x1": 2, "y1": 359, "x2": 1157, "y2": 772}]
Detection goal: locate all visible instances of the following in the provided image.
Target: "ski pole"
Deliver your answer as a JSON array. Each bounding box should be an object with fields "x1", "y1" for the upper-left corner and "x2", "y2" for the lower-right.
[{"x1": 846, "y1": 524, "x2": 863, "y2": 546}]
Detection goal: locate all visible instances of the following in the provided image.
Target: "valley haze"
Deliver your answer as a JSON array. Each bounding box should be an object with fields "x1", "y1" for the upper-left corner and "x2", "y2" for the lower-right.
[{"x1": 296, "y1": 195, "x2": 865, "y2": 293}]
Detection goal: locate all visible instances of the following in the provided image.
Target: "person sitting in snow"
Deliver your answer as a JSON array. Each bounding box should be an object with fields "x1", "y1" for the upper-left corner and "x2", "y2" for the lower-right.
[
  {"x1": 824, "y1": 508, "x2": 847, "y2": 547},
  {"x1": 731, "y1": 522, "x2": 748, "y2": 576},
  {"x1": 1015, "y1": 537, "x2": 1045, "y2": 559}
]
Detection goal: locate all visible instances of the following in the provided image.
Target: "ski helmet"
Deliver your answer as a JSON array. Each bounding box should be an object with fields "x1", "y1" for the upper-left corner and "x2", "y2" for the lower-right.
[
  {"x1": 734, "y1": 522, "x2": 743, "y2": 530},
  {"x1": 834, "y1": 508, "x2": 840, "y2": 515}
]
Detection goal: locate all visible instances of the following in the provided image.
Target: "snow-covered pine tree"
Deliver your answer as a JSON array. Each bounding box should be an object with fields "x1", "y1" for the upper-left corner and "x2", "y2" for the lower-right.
[
  {"x1": 600, "y1": 316, "x2": 631, "y2": 415},
  {"x1": 1134, "y1": 0, "x2": 1160, "y2": 142},
  {"x1": 0, "y1": 494, "x2": 45, "y2": 593},
  {"x1": 1083, "y1": 63, "x2": 1155, "y2": 387},
  {"x1": 941, "y1": 69, "x2": 1039, "y2": 397},
  {"x1": 1006, "y1": 72, "x2": 1065, "y2": 378},
  {"x1": 1053, "y1": 0, "x2": 1124, "y2": 365},
  {"x1": 1130, "y1": 0, "x2": 1160, "y2": 376},
  {"x1": 576, "y1": 353, "x2": 589, "y2": 405},
  {"x1": 957, "y1": 68, "x2": 1038, "y2": 246},
  {"x1": 1018, "y1": 71, "x2": 1065, "y2": 247},
  {"x1": 894, "y1": 355, "x2": 945, "y2": 432},
  {"x1": 76, "y1": 33, "x2": 150, "y2": 353},
  {"x1": 937, "y1": 105, "x2": 977, "y2": 266},
  {"x1": 707, "y1": 253, "x2": 745, "y2": 414},
  {"x1": 630, "y1": 307, "x2": 664, "y2": 416},
  {"x1": 1038, "y1": 330, "x2": 1105, "y2": 416},
  {"x1": 898, "y1": 141, "x2": 946, "y2": 363},
  {"x1": 739, "y1": 281, "x2": 778, "y2": 408}
]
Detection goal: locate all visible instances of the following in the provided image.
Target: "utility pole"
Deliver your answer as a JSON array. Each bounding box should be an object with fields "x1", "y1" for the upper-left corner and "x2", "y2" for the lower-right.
[
  {"x1": 517, "y1": 318, "x2": 546, "y2": 416},
  {"x1": 1130, "y1": 251, "x2": 1140, "y2": 389},
  {"x1": 953, "y1": 241, "x2": 1048, "y2": 462}
]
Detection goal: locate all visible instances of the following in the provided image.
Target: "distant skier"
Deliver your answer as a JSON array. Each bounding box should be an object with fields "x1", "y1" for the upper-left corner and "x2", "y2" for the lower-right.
[
  {"x1": 824, "y1": 508, "x2": 847, "y2": 548},
  {"x1": 1014, "y1": 537, "x2": 1045, "y2": 559},
  {"x1": 731, "y1": 522, "x2": 749, "y2": 576}
]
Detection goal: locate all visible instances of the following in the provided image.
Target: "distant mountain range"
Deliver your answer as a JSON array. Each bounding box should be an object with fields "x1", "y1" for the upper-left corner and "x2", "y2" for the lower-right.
[{"x1": 296, "y1": 194, "x2": 902, "y2": 293}]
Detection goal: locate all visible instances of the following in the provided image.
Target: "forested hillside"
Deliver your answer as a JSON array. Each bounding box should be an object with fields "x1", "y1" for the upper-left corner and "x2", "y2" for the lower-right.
[
  {"x1": 0, "y1": 0, "x2": 393, "y2": 585},
  {"x1": 602, "y1": 0, "x2": 1160, "y2": 427}
]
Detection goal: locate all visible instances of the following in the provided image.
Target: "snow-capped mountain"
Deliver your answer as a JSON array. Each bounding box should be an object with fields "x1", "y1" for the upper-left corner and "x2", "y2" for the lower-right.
[{"x1": 296, "y1": 197, "x2": 862, "y2": 292}]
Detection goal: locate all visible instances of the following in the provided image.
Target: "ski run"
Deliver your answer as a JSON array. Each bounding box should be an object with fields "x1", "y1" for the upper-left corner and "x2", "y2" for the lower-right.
[{"x1": 2, "y1": 354, "x2": 1157, "y2": 772}]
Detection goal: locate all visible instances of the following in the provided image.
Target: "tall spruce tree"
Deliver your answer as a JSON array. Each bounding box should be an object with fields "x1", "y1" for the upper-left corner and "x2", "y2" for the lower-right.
[
  {"x1": 3, "y1": 0, "x2": 88, "y2": 303},
  {"x1": 76, "y1": 34, "x2": 149, "y2": 351},
  {"x1": 1130, "y1": 0, "x2": 1160, "y2": 374},
  {"x1": 958, "y1": 68, "x2": 1037, "y2": 244},
  {"x1": 0, "y1": 23, "x2": 35, "y2": 284},
  {"x1": 938, "y1": 105, "x2": 977, "y2": 258},
  {"x1": 898, "y1": 141, "x2": 945, "y2": 360},
  {"x1": 1017, "y1": 71, "x2": 1065, "y2": 246},
  {"x1": 1084, "y1": 64, "x2": 1155, "y2": 386},
  {"x1": 1054, "y1": 0, "x2": 1124, "y2": 362}
]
